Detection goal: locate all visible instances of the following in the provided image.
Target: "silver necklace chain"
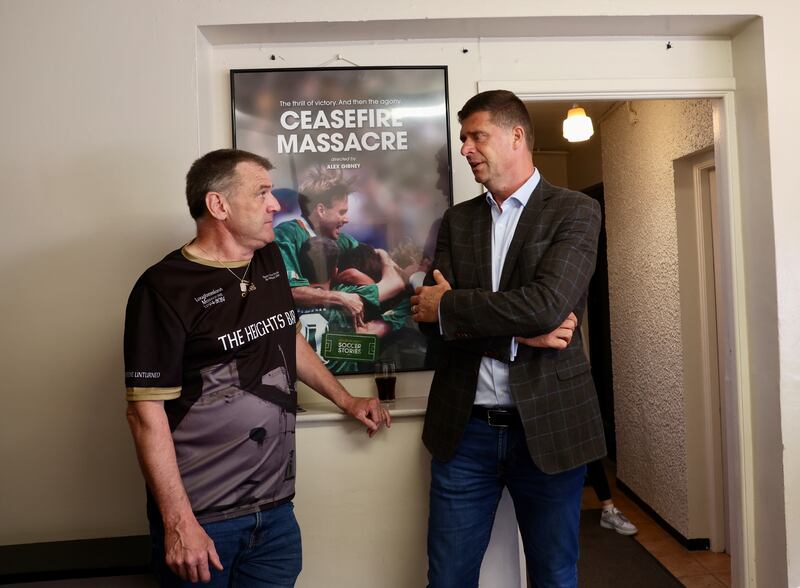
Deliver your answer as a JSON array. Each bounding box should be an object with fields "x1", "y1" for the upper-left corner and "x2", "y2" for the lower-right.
[{"x1": 195, "y1": 243, "x2": 256, "y2": 298}]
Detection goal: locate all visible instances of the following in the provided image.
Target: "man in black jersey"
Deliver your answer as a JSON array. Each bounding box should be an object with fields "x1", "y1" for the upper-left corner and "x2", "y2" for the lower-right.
[{"x1": 124, "y1": 149, "x2": 391, "y2": 587}]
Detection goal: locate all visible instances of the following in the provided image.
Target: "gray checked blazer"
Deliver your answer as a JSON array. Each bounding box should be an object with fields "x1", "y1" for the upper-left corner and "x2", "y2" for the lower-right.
[{"x1": 422, "y1": 177, "x2": 607, "y2": 474}]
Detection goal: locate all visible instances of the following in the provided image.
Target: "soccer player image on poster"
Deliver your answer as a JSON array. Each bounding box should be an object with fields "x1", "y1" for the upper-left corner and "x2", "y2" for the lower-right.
[{"x1": 231, "y1": 66, "x2": 452, "y2": 375}]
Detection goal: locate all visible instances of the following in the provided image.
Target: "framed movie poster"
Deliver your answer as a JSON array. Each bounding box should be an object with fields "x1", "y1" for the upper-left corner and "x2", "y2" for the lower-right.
[{"x1": 231, "y1": 66, "x2": 452, "y2": 375}]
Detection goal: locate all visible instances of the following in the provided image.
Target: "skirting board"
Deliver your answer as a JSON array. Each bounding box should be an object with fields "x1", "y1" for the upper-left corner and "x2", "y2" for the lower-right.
[
  {"x1": 0, "y1": 535, "x2": 150, "y2": 584},
  {"x1": 616, "y1": 479, "x2": 711, "y2": 552}
]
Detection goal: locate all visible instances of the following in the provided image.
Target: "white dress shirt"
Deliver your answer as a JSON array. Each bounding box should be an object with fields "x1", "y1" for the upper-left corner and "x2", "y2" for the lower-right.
[{"x1": 473, "y1": 169, "x2": 540, "y2": 407}]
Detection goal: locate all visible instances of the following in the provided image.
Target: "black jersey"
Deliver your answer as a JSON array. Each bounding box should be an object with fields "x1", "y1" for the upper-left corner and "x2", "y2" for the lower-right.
[{"x1": 124, "y1": 244, "x2": 298, "y2": 523}]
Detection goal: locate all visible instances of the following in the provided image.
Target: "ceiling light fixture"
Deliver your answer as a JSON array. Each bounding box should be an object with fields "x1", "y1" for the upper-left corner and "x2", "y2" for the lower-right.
[{"x1": 562, "y1": 105, "x2": 594, "y2": 142}]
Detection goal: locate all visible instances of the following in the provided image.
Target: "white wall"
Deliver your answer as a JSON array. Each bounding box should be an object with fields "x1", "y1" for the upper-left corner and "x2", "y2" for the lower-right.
[
  {"x1": 1, "y1": 3, "x2": 798, "y2": 586},
  {"x1": 294, "y1": 413, "x2": 430, "y2": 588}
]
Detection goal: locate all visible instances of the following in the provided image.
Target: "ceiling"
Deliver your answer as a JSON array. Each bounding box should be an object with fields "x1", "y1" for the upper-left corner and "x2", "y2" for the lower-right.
[
  {"x1": 525, "y1": 100, "x2": 618, "y2": 151},
  {"x1": 200, "y1": 15, "x2": 755, "y2": 45}
]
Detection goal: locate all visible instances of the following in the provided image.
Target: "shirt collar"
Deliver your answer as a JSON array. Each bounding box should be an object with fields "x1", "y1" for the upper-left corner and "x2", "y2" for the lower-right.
[
  {"x1": 485, "y1": 168, "x2": 541, "y2": 211},
  {"x1": 298, "y1": 216, "x2": 317, "y2": 237}
]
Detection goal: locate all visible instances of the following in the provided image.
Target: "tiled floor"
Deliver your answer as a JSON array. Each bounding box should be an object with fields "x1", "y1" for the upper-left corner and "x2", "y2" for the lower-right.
[{"x1": 582, "y1": 466, "x2": 732, "y2": 587}]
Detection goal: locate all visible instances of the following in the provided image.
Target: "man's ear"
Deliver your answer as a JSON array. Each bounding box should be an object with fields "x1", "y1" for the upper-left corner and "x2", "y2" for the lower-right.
[
  {"x1": 205, "y1": 191, "x2": 228, "y2": 220},
  {"x1": 512, "y1": 125, "x2": 526, "y2": 150},
  {"x1": 314, "y1": 202, "x2": 327, "y2": 216}
]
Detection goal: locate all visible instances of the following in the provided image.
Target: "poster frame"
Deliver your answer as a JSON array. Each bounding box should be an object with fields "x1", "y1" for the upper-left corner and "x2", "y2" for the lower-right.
[{"x1": 229, "y1": 65, "x2": 453, "y2": 375}]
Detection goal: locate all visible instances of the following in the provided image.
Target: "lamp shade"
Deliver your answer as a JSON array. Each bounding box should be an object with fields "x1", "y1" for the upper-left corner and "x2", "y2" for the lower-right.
[{"x1": 562, "y1": 107, "x2": 594, "y2": 142}]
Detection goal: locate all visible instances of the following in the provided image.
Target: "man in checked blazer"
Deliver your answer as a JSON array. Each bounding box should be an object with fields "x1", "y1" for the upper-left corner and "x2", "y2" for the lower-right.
[{"x1": 411, "y1": 90, "x2": 606, "y2": 588}]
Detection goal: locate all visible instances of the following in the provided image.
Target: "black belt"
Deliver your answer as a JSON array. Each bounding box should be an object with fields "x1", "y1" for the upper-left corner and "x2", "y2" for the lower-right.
[
  {"x1": 471, "y1": 406, "x2": 519, "y2": 427},
  {"x1": 482, "y1": 349, "x2": 509, "y2": 363}
]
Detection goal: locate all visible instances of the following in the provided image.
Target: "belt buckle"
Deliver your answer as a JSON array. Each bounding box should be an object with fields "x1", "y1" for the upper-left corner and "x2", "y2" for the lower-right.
[{"x1": 486, "y1": 409, "x2": 509, "y2": 428}]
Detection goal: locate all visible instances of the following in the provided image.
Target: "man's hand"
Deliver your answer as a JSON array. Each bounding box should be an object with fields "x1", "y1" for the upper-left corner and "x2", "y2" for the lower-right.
[
  {"x1": 126, "y1": 400, "x2": 223, "y2": 584},
  {"x1": 295, "y1": 333, "x2": 391, "y2": 437},
  {"x1": 410, "y1": 270, "x2": 451, "y2": 323},
  {"x1": 516, "y1": 312, "x2": 578, "y2": 350},
  {"x1": 341, "y1": 395, "x2": 392, "y2": 437},
  {"x1": 164, "y1": 517, "x2": 223, "y2": 583},
  {"x1": 336, "y1": 291, "x2": 365, "y2": 320}
]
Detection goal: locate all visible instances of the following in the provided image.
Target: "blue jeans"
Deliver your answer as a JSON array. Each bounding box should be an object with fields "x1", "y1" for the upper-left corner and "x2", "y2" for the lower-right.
[
  {"x1": 427, "y1": 417, "x2": 586, "y2": 588},
  {"x1": 151, "y1": 502, "x2": 302, "y2": 587}
]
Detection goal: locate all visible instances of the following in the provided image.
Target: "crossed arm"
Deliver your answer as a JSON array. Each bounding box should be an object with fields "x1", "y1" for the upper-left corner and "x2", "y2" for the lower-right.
[
  {"x1": 126, "y1": 333, "x2": 390, "y2": 583},
  {"x1": 411, "y1": 198, "x2": 599, "y2": 346},
  {"x1": 411, "y1": 270, "x2": 579, "y2": 350}
]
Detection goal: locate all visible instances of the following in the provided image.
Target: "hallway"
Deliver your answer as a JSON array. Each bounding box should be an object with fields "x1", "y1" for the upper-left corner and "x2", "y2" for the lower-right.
[{"x1": 582, "y1": 463, "x2": 732, "y2": 587}]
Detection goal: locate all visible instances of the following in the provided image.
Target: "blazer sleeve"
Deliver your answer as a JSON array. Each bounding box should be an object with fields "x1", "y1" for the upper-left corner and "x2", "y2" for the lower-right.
[
  {"x1": 416, "y1": 207, "x2": 453, "y2": 339},
  {"x1": 419, "y1": 206, "x2": 513, "y2": 361},
  {"x1": 439, "y1": 196, "x2": 600, "y2": 340}
]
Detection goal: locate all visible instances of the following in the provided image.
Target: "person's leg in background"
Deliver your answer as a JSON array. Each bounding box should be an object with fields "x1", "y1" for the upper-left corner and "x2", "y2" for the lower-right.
[{"x1": 586, "y1": 458, "x2": 637, "y2": 536}]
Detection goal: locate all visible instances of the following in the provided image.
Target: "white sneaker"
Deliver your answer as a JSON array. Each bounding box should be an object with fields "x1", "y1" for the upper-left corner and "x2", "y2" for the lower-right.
[{"x1": 600, "y1": 507, "x2": 638, "y2": 535}]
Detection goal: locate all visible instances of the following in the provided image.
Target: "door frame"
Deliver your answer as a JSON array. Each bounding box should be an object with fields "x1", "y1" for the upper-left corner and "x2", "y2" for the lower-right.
[
  {"x1": 692, "y1": 154, "x2": 727, "y2": 552},
  {"x1": 478, "y1": 78, "x2": 754, "y2": 585}
]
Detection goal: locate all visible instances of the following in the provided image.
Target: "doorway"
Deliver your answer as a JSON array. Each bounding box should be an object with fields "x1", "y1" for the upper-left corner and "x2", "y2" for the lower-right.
[{"x1": 523, "y1": 97, "x2": 729, "y2": 556}]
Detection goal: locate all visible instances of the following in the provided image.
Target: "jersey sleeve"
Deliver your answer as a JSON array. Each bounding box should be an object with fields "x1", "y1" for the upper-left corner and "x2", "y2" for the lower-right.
[
  {"x1": 381, "y1": 298, "x2": 412, "y2": 331},
  {"x1": 123, "y1": 275, "x2": 185, "y2": 401},
  {"x1": 274, "y1": 222, "x2": 311, "y2": 288},
  {"x1": 337, "y1": 284, "x2": 381, "y2": 318},
  {"x1": 338, "y1": 232, "x2": 360, "y2": 250}
]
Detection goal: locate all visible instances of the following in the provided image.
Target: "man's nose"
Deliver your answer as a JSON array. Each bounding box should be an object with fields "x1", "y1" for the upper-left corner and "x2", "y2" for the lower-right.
[
  {"x1": 267, "y1": 194, "x2": 281, "y2": 213},
  {"x1": 460, "y1": 141, "x2": 473, "y2": 157}
]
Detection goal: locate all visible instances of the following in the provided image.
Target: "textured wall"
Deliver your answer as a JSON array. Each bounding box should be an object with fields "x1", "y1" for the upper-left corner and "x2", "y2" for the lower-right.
[{"x1": 601, "y1": 99, "x2": 714, "y2": 535}]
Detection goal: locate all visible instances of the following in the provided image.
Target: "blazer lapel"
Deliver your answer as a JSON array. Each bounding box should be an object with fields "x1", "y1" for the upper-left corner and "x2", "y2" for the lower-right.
[
  {"x1": 498, "y1": 178, "x2": 550, "y2": 290},
  {"x1": 472, "y1": 197, "x2": 493, "y2": 291}
]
